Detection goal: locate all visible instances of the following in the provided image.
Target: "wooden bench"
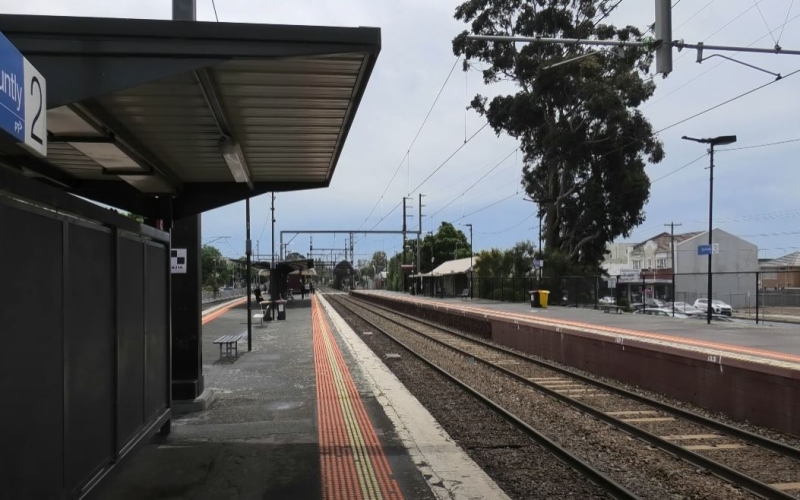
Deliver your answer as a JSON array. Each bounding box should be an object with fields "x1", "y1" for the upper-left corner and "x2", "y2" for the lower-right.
[
  {"x1": 601, "y1": 304, "x2": 623, "y2": 314},
  {"x1": 459, "y1": 288, "x2": 471, "y2": 300},
  {"x1": 214, "y1": 334, "x2": 243, "y2": 359}
]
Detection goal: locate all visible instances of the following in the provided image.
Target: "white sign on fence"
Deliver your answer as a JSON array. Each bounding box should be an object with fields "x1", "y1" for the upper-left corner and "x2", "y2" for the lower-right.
[{"x1": 171, "y1": 248, "x2": 187, "y2": 274}]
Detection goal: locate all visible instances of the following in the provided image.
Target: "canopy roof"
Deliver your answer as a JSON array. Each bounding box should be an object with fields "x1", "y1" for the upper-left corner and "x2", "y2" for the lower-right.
[{"x1": 0, "y1": 15, "x2": 380, "y2": 219}]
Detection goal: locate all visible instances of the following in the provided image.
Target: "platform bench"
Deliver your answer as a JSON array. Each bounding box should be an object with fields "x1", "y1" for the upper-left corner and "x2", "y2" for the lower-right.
[
  {"x1": 601, "y1": 305, "x2": 623, "y2": 314},
  {"x1": 214, "y1": 334, "x2": 243, "y2": 359},
  {"x1": 459, "y1": 288, "x2": 471, "y2": 300}
]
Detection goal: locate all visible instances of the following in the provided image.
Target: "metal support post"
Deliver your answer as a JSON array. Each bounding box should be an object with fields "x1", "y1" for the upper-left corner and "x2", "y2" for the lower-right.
[
  {"x1": 707, "y1": 146, "x2": 715, "y2": 325},
  {"x1": 756, "y1": 272, "x2": 760, "y2": 325},
  {"x1": 246, "y1": 197, "x2": 252, "y2": 351},
  {"x1": 665, "y1": 221, "x2": 682, "y2": 316},
  {"x1": 270, "y1": 193, "x2": 275, "y2": 320}
]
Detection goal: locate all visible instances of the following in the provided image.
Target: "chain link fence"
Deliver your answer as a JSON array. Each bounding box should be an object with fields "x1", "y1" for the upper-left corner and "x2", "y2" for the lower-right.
[{"x1": 467, "y1": 271, "x2": 800, "y2": 323}]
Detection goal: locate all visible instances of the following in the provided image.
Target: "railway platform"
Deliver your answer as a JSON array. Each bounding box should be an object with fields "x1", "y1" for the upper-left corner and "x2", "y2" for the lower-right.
[
  {"x1": 353, "y1": 290, "x2": 800, "y2": 437},
  {"x1": 87, "y1": 295, "x2": 507, "y2": 500}
]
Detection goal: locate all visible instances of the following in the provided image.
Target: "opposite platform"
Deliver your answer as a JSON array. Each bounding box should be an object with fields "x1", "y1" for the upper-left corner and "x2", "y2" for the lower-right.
[{"x1": 354, "y1": 290, "x2": 800, "y2": 437}]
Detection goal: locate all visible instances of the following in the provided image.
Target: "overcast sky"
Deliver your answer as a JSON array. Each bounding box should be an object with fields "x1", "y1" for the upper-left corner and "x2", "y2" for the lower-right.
[{"x1": 7, "y1": 0, "x2": 800, "y2": 263}]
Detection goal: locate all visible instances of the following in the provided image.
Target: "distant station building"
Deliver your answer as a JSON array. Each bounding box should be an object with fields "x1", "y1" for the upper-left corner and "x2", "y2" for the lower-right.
[{"x1": 604, "y1": 229, "x2": 758, "y2": 307}]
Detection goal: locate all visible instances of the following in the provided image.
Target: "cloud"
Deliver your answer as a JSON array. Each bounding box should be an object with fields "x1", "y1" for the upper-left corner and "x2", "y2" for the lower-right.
[{"x1": 8, "y1": 0, "x2": 800, "y2": 260}]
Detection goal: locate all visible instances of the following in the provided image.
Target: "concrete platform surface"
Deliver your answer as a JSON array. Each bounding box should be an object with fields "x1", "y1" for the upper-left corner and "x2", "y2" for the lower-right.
[
  {"x1": 88, "y1": 293, "x2": 505, "y2": 500},
  {"x1": 361, "y1": 290, "x2": 800, "y2": 366}
]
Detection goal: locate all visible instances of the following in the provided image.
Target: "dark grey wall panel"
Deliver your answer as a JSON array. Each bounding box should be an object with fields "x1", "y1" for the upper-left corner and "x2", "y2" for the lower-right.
[
  {"x1": 145, "y1": 243, "x2": 168, "y2": 420},
  {"x1": 64, "y1": 224, "x2": 115, "y2": 492},
  {"x1": 117, "y1": 236, "x2": 146, "y2": 448},
  {"x1": 0, "y1": 204, "x2": 64, "y2": 500}
]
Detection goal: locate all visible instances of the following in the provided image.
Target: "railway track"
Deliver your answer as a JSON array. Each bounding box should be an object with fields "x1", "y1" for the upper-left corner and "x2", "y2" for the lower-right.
[{"x1": 332, "y1": 293, "x2": 800, "y2": 500}]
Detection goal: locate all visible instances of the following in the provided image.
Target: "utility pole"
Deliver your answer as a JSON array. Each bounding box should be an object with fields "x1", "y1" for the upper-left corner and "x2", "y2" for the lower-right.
[
  {"x1": 465, "y1": 223, "x2": 473, "y2": 299},
  {"x1": 418, "y1": 193, "x2": 425, "y2": 295},
  {"x1": 665, "y1": 221, "x2": 682, "y2": 317},
  {"x1": 402, "y1": 197, "x2": 409, "y2": 293}
]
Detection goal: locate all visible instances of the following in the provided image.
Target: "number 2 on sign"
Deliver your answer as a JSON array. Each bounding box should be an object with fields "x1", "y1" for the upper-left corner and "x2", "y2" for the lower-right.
[{"x1": 707, "y1": 355, "x2": 718, "y2": 363}]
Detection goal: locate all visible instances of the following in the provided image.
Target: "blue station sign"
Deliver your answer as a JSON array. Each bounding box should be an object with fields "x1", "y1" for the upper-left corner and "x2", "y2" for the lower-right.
[{"x1": 0, "y1": 30, "x2": 46, "y2": 156}]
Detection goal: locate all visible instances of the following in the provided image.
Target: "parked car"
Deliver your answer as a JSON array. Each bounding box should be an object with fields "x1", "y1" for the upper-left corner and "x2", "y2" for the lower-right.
[
  {"x1": 693, "y1": 299, "x2": 733, "y2": 316},
  {"x1": 599, "y1": 296, "x2": 616, "y2": 305},
  {"x1": 670, "y1": 301, "x2": 704, "y2": 316},
  {"x1": 645, "y1": 298, "x2": 667, "y2": 308},
  {"x1": 633, "y1": 307, "x2": 688, "y2": 319}
]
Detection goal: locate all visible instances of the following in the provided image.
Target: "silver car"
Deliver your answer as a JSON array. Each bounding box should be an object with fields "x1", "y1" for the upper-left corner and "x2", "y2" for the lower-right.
[
  {"x1": 670, "y1": 301, "x2": 704, "y2": 316},
  {"x1": 693, "y1": 299, "x2": 733, "y2": 316}
]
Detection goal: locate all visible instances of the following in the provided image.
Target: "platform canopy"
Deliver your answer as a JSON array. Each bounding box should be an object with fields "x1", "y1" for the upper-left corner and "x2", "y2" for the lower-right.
[{"x1": 0, "y1": 15, "x2": 380, "y2": 219}]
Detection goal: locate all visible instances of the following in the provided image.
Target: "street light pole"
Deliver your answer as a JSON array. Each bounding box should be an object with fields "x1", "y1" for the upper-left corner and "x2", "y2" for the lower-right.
[
  {"x1": 465, "y1": 223, "x2": 473, "y2": 299},
  {"x1": 682, "y1": 134, "x2": 737, "y2": 325}
]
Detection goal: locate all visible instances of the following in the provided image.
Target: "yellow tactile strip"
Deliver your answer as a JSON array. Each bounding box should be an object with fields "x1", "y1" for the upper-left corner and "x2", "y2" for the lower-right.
[{"x1": 313, "y1": 295, "x2": 404, "y2": 500}]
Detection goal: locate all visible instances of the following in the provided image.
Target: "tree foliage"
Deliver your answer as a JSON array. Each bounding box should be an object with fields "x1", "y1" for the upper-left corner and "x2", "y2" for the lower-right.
[
  {"x1": 406, "y1": 222, "x2": 471, "y2": 274},
  {"x1": 201, "y1": 245, "x2": 231, "y2": 290},
  {"x1": 474, "y1": 240, "x2": 536, "y2": 278},
  {"x1": 453, "y1": 0, "x2": 664, "y2": 271}
]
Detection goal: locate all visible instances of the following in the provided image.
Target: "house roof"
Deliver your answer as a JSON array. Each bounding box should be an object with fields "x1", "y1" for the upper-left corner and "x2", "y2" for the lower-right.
[
  {"x1": 429, "y1": 257, "x2": 473, "y2": 276},
  {"x1": 761, "y1": 251, "x2": 800, "y2": 268},
  {"x1": 633, "y1": 231, "x2": 703, "y2": 253}
]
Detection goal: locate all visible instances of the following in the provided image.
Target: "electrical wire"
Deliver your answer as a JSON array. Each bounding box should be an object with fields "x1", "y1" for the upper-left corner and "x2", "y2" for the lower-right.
[
  {"x1": 753, "y1": 0, "x2": 777, "y2": 46},
  {"x1": 673, "y1": 0, "x2": 718, "y2": 33},
  {"x1": 357, "y1": 56, "x2": 462, "y2": 231},
  {"x1": 426, "y1": 147, "x2": 518, "y2": 220},
  {"x1": 719, "y1": 137, "x2": 800, "y2": 152},
  {"x1": 778, "y1": 0, "x2": 795, "y2": 45},
  {"x1": 452, "y1": 191, "x2": 520, "y2": 222},
  {"x1": 646, "y1": 9, "x2": 800, "y2": 110},
  {"x1": 481, "y1": 213, "x2": 536, "y2": 235},
  {"x1": 211, "y1": 0, "x2": 219, "y2": 22},
  {"x1": 407, "y1": 123, "x2": 490, "y2": 197}
]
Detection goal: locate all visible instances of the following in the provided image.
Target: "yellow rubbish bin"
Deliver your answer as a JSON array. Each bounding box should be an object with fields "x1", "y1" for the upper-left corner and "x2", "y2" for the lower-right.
[{"x1": 539, "y1": 290, "x2": 550, "y2": 308}]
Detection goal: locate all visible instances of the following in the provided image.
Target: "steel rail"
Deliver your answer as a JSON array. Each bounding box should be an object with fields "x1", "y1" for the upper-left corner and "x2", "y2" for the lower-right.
[
  {"x1": 330, "y1": 296, "x2": 639, "y2": 500},
  {"x1": 349, "y1": 294, "x2": 800, "y2": 461},
  {"x1": 341, "y1": 296, "x2": 797, "y2": 500}
]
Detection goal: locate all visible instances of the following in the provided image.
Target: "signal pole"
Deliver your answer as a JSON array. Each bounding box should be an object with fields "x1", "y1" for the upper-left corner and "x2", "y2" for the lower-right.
[{"x1": 665, "y1": 221, "x2": 682, "y2": 316}]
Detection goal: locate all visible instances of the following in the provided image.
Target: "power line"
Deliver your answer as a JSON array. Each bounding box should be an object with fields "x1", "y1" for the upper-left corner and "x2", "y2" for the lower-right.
[
  {"x1": 719, "y1": 137, "x2": 800, "y2": 151},
  {"x1": 481, "y1": 212, "x2": 536, "y2": 235},
  {"x1": 752, "y1": 0, "x2": 777, "y2": 46},
  {"x1": 210, "y1": 0, "x2": 219, "y2": 22},
  {"x1": 657, "y1": 67, "x2": 800, "y2": 135},
  {"x1": 361, "y1": 122, "x2": 490, "y2": 235},
  {"x1": 407, "y1": 123, "x2": 490, "y2": 197},
  {"x1": 673, "y1": 0, "x2": 718, "y2": 33},
  {"x1": 778, "y1": 0, "x2": 795, "y2": 45},
  {"x1": 453, "y1": 191, "x2": 520, "y2": 223},
  {"x1": 426, "y1": 147, "x2": 517, "y2": 220},
  {"x1": 357, "y1": 56, "x2": 462, "y2": 230},
  {"x1": 646, "y1": 8, "x2": 800, "y2": 110}
]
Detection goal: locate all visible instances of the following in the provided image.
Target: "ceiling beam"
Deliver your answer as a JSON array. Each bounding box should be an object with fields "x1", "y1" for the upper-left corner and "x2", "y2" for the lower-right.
[{"x1": 69, "y1": 101, "x2": 184, "y2": 193}]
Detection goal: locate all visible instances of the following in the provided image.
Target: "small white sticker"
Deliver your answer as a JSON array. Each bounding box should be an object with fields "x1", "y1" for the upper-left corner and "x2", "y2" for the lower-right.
[{"x1": 171, "y1": 248, "x2": 187, "y2": 274}]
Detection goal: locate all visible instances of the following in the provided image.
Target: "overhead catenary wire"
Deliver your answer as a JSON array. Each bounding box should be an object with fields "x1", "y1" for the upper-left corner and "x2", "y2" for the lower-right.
[
  {"x1": 361, "y1": 122, "x2": 490, "y2": 236},
  {"x1": 357, "y1": 56, "x2": 462, "y2": 231},
  {"x1": 646, "y1": 8, "x2": 800, "y2": 110},
  {"x1": 778, "y1": 0, "x2": 795, "y2": 45},
  {"x1": 753, "y1": 0, "x2": 777, "y2": 46},
  {"x1": 426, "y1": 146, "x2": 518, "y2": 220}
]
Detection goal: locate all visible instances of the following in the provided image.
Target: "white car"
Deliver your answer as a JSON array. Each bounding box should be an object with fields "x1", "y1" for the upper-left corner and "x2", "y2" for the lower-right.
[
  {"x1": 693, "y1": 299, "x2": 732, "y2": 316},
  {"x1": 670, "y1": 301, "x2": 704, "y2": 316}
]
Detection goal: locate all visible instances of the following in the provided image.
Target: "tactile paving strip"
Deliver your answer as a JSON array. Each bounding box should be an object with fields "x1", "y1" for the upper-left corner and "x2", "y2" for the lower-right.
[{"x1": 313, "y1": 295, "x2": 404, "y2": 500}]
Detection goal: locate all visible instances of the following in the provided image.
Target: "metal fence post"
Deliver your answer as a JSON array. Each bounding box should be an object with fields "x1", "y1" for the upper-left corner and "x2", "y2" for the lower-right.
[
  {"x1": 595, "y1": 276, "x2": 599, "y2": 310},
  {"x1": 756, "y1": 272, "x2": 760, "y2": 325}
]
